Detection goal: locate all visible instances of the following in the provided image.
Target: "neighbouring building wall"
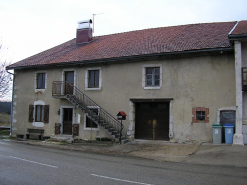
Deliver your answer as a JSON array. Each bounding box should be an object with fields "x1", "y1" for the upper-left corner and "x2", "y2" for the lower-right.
[
  {"x1": 242, "y1": 42, "x2": 247, "y2": 124},
  {"x1": 12, "y1": 53, "x2": 235, "y2": 142}
]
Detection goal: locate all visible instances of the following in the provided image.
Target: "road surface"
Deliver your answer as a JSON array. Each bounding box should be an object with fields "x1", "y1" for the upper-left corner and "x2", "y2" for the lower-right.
[{"x1": 0, "y1": 139, "x2": 247, "y2": 185}]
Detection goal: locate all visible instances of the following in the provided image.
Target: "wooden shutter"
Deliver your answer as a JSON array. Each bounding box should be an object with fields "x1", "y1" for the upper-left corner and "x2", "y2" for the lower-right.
[
  {"x1": 28, "y1": 105, "x2": 34, "y2": 122},
  {"x1": 55, "y1": 123, "x2": 61, "y2": 135},
  {"x1": 43, "y1": 105, "x2": 49, "y2": 123},
  {"x1": 72, "y1": 124, "x2": 79, "y2": 136}
]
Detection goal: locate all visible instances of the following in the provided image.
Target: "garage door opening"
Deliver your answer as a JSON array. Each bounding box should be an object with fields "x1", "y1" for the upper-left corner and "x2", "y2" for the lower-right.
[{"x1": 135, "y1": 102, "x2": 170, "y2": 140}]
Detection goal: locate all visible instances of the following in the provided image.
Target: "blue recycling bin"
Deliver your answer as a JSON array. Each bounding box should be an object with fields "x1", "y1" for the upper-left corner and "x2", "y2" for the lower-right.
[{"x1": 224, "y1": 124, "x2": 234, "y2": 144}]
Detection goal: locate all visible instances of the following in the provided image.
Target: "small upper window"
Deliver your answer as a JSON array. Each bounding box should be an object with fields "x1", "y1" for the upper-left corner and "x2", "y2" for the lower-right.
[
  {"x1": 142, "y1": 65, "x2": 162, "y2": 90},
  {"x1": 85, "y1": 68, "x2": 102, "y2": 90},
  {"x1": 37, "y1": 73, "x2": 46, "y2": 89},
  {"x1": 88, "y1": 70, "x2": 99, "y2": 88},
  {"x1": 146, "y1": 67, "x2": 160, "y2": 86}
]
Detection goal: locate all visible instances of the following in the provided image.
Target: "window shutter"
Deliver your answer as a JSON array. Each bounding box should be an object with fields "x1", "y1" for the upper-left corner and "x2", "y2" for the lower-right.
[
  {"x1": 43, "y1": 105, "x2": 49, "y2": 123},
  {"x1": 28, "y1": 105, "x2": 34, "y2": 122}
]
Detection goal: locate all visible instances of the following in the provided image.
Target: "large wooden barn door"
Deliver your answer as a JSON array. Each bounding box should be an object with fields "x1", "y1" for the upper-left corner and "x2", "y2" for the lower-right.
[{"x1": 135, "y1": 102, "x2": 169, "y2": 140}]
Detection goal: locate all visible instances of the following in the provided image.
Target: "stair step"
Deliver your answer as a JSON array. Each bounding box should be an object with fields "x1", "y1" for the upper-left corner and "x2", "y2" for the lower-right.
[
  {"x1": 106, "y1": 127, "x2": 114, "y2": 130},
  {"x1": 60, "y1": 84, "x2": 123, "y2": 142},
  {"x1": 100, "y1": 122, "x2": 108, "y2": 126}
]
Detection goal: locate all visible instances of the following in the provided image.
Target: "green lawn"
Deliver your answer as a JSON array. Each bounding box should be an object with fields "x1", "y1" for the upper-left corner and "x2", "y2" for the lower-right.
[{"x1": 0, "y1": 113, "x2": 10, "y2": 127}]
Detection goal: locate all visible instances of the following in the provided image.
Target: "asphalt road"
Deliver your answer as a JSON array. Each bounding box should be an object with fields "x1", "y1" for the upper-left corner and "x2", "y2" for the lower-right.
[{"x1": 0, "y1": 139, "x2": 247, "y2": 185}]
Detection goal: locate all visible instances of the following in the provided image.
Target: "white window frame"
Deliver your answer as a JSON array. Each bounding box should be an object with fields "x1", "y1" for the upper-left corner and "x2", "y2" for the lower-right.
[
  {"x1": 142, "y1": 64, "x2": 162, "y2": 89},
  {"x1": 85, "y1": 67, "x2": 102, "y2": 90},
  {"x1": 84, "y1": 114, "x2": 99, "y2": 130},
  {"x1": 32, "y1": 100, "x2": 45, "y2": 127},
  {"x1": 35, "y1": 71, "x2": 47, "y2": 93}
]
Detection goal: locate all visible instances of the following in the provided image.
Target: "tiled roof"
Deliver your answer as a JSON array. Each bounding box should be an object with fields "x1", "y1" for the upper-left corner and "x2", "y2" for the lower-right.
[
  {"x1": 230, "y1": 20, "x2": 247, "y2": 35},
  {"x1": 7, "y1": 21, "x2": 237, "y2": 69}
]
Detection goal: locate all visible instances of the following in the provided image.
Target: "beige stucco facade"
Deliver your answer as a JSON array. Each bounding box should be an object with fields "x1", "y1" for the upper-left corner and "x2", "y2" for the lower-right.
[{"x1": 12, "y1": 53, "x2": 236, "y2": 142}]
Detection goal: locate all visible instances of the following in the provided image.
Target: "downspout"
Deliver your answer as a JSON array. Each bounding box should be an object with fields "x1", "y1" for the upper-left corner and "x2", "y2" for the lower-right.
[{"x1": 6, "y1": 70, "x2": 14, "y2": 137}]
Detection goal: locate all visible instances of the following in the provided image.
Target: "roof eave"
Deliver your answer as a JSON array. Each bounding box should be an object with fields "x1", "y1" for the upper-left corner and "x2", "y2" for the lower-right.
[
  {"x1": 229, "y1": 34, "x2": 247, "y2": 40},
  {"x1": 6, "y1": 47, "x2": 234, "y2": 70}
]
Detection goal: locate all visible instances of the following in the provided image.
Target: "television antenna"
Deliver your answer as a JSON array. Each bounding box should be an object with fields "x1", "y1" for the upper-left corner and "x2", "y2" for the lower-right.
[{"x1": 93, "y1": 13, "x2": 104, "y2": 33}]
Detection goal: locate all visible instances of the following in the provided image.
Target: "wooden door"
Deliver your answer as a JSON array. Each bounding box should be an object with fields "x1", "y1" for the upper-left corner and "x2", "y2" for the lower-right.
[
  {"x1": 220, "y1": 110, "x2": 236, "y2": 143},
  {"x1": 63, "y1": 108, "x2": 73, "y2": 135},
  {"x1": 135, "y1": 102, "x2": 169, "y2": 140},
  {"x1": 65, "y1": 71, "x2": 74, "y2": 95}
]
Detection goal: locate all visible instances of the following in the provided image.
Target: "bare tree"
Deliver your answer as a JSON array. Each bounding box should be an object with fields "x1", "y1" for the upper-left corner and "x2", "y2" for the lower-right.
[{"x1": 0, "y1": 43, "x2": 12, "y2": 99}]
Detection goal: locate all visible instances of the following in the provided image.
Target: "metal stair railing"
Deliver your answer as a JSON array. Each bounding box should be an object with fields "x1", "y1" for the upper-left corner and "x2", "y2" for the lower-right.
[{"x1": 52, "y1": 81, "x2": 123, "y2": 140}]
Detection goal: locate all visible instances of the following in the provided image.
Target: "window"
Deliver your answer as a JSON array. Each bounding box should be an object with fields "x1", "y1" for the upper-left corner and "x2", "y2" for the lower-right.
[
  {"x1": 35, "y1": 105, "x2": 44, "y2": 122},
  {"x1": 85, "y1": 68, "x2": 102, "y2": 90},
  {"x1": 88, "y1": 70, "x2": 99, "y2": 88},
  {"x1": 86, "y1": 116, "x2": 98, "y2": 128},
  {"x1": 192, "y1": 107, "x2": 209, "y2": 123},
  {"x1": 28, "y1": 104, "x2": 49, "y2": 123},
  {"x1": 196, "y1": 111, "x2": 205, "y2": 121},
  {"x1": 142, "y1": 64, "x2": 162, "y2": 89},
  {"x1": 37, "y1": 73, "x2": 46, "y2": 89},
  {"x1": 146, "y1": 67, "x2": 160, "y2": 86}
]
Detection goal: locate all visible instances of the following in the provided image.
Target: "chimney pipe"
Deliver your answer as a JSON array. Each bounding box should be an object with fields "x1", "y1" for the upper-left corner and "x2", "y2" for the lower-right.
[{"x1": 76, "y1": 19, "x2": 93, "y2": 44}]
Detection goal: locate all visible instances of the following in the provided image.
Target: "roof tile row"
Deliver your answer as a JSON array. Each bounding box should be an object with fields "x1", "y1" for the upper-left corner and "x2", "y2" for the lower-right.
[{"x1": 7, "y1": 21, "x2": 246, "y2": 69}]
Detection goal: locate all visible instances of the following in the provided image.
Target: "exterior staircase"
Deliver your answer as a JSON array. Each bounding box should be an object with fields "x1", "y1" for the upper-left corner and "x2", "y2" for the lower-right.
[{"x1": 52, "y1": 81, "x2": 124, "y2": 142}]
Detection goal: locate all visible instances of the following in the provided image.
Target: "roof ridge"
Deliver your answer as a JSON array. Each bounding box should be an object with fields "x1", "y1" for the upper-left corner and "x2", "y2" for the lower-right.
[{"x1": 94, "y1": 21, "x2": 237, "y2": 38}]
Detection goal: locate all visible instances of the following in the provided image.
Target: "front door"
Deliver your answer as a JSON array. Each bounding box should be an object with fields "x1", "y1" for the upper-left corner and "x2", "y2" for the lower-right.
[
  {"x1": 63, "y1": 108, "x2": 73, "y2": 135},
  {"x1": 220, "y1": 110, "x2": 236, "y2": 143},
  {"x1": 65, "y1": 71, "x2": 74, "y2": 95},
  {"x1": 135, "y1": 102, "x2": 170, "y2": 140}
]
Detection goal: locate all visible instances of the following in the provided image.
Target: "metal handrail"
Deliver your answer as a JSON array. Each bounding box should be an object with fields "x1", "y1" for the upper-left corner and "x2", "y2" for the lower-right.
[{"x1": 52, "y1": 81, "x2": 123, "y2": 137}]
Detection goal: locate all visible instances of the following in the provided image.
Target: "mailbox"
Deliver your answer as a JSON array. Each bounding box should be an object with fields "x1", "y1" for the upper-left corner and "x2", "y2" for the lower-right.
[{"x1": 117, "y1": 111, "x2": 127, "y2": 120}]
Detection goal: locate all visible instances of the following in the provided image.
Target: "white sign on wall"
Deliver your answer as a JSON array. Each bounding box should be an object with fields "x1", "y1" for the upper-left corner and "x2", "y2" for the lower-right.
[{"x1": 77, "y1": 114, "x2": 81, "y2": 124}]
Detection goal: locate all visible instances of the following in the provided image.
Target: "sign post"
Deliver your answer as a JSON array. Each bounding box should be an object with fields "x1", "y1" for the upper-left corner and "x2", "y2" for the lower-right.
[{"x1": 117, "y1": 111, "x2": 127, "y2": 144}]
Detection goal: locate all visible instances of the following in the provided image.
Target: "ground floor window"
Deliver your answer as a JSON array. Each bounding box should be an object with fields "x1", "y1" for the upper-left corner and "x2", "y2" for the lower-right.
[
  {"x1": 35, "y1": 105, "x2": 44, "y2": 122},
  {"x1": 28, "y1": 104, "x2": 49, "y2": 123},
  {"x1": 192, "y1": 107, "x2": 209, "y2": 123},
  {"x1": 86, "y1": 116, "x2": 98, "y2": 128}
]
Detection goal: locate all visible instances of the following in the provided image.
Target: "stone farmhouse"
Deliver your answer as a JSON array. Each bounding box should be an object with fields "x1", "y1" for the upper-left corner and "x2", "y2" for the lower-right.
[{"x1": 6, "y1": 20, "x2": 247, "y2": 145}]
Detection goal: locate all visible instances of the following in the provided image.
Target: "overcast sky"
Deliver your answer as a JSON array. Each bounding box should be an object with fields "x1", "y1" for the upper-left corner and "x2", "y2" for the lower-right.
[{"x1": 1, "y1": 0, "x2": 247, "y2": 64}]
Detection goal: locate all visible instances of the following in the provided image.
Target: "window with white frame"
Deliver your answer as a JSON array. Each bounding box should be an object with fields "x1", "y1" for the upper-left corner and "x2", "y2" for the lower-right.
[
  {"x1": 142, "y1": 64, "x2": 162, "y2": 89},
  {"x1": 84, "y1": 114, "x2": 99, "y2": 130},
  {"x1": 35, "y1": 72, "x2": 47, "y2": 92},
  {"x1": 84, "y1": 106, "x2": 99, "y2": 130},
  {"x1": 85, "y1": 68, "x2": 102, "y2": 90},
  {"x1": 85, "y1": 116, "x2": 98, "y2": 128},
  {"x1": 29, "y1": 104, "x2": 49, "y2": 123}
]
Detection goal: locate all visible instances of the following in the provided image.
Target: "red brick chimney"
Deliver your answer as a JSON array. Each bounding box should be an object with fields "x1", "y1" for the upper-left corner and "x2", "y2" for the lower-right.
[{"x1": 76, "y1": 19, "x2": 93, "y2": 44}]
